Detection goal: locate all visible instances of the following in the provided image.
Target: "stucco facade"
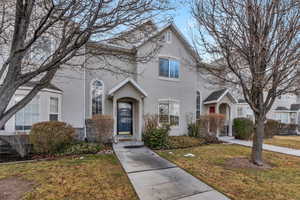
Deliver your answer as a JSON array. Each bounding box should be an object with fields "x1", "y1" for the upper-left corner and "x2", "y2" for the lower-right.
[{"x1": 0, "y1": 22, "x2": 240, "y2": 139}]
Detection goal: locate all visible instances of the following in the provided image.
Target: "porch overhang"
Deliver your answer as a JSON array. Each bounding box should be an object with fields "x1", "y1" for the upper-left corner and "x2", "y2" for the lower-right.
[
  {"x1": 108, "y1": 78, "x2": 148, "y2": 98},
  {"x1": 203, "y1": 88, "x2": 237, "y2": 105}
]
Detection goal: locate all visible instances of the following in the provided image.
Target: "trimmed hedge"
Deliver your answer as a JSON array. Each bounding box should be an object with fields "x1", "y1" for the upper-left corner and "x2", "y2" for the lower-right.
[
  {"x1": 143, "y1": 126, "x2": 170, "y2": 149},
  {"x1": 30, "y1": 121, "x2": 75, "y2": 154},
  {"x1": 233, "y1": 118, "x2": 254, "y2": 140}
]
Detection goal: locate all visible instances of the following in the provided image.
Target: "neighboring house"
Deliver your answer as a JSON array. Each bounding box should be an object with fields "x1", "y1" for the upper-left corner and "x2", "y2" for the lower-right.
[
  {"x1": 237, "y1": 93, "x2": 300, "y2": 126},
  {"x1": 0, "y1": 21, "x2": 246, "y2": 140}
]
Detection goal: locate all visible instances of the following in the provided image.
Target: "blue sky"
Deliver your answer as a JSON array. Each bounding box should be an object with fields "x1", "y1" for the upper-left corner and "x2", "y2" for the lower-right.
[{"x1": 169, "y1": 1, "x2": 194, "y2": 41}]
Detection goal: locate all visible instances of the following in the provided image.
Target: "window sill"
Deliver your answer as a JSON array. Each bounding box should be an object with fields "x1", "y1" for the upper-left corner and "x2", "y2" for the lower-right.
[{"x1": 158, "y1": 77, "x2": 180, "y2": 82}]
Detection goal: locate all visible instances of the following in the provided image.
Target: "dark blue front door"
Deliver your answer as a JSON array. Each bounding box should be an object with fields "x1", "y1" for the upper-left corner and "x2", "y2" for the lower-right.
[{"x1": 117, "y1": 102, "x2": 133, "y2": 135}]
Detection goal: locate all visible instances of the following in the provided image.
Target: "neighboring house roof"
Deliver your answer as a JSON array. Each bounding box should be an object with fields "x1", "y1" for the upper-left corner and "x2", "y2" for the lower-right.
[
  {"x1": 0, "y1": 82, "x2": 62, "y2": 92},
  {"x1": 275, "y1": 106, "x2": 289, "y2": 111},
  {"x1": 290, "y1": 104, "x2": 300, "y2": 111},
  {"x1": 203, "y1": 88, "x2": 238, "y2": 104},
  {"x1": 108, "y1": 78, "x2": 148, "y2": 97}
]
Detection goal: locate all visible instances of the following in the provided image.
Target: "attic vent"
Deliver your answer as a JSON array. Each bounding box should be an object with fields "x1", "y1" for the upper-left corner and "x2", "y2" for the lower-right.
[{"x1": 163, "y1": 31, "x2": 172, "y2": 43}]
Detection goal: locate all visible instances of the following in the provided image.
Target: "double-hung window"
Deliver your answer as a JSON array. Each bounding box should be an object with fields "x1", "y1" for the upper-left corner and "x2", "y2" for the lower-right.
[
  {"x1": 15, "y1": 96, "x2": 40, "y2": 131},
  {"x1": 159, "y1": 100, "x2": 180, "y2": 127},
  {"x1": 50, "y1": 97, "x2": 59, "y2": 121},
  {"x1": 159, "y1": 58, "x2": 179, "y2": 79}
]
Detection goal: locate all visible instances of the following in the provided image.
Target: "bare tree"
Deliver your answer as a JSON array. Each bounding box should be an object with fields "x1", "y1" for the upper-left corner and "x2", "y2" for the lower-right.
[
  {"x1": 0, "y1": 0, "x2": 171, "y2": 129},
  {"x1": 192, "y1": 0, "x2": 300, "y2": 165}
]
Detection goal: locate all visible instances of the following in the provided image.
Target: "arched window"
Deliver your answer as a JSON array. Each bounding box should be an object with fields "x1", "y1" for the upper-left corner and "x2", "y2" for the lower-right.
[
  {"x1": 196, "y1": 91, "x2": 201, "y2": 120},
  {"x1": 91, "y1": 80, "x2": 104, "y2": 116}
]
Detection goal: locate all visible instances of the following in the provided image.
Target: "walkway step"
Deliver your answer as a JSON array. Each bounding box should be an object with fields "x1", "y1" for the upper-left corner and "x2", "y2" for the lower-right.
[{"x1": 113, "y1": 142, "x2": 230, "y2": 200}]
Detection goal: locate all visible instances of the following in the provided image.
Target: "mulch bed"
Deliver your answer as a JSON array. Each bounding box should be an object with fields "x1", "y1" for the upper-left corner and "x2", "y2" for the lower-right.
[
  {"x1": 224, "y1": 157, "x2": 274, "y2": 170},
  {"x1": 0, "y1": 177, "x2": 34, "y2": 200}
]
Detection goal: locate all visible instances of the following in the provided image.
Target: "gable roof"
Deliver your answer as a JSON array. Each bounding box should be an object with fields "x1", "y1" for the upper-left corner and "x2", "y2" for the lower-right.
[
  {"x1": 108, "y1": 78, "x2": 148, "y2": 97},
  {"x1": 87, "y1": 22, "x2": 197, "y2": 59},
  {"x1": 203, "y1": 88, "x2": 237, "y2": 104}
]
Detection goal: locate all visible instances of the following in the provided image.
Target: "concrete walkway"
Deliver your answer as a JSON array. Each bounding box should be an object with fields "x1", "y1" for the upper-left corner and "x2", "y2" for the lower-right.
[
  {"x1": 220, "y1": 137, "x2": 300, "y2": 157},
  {"x1": 113, "y1": 142, "x2": 230, "y2": 200}
]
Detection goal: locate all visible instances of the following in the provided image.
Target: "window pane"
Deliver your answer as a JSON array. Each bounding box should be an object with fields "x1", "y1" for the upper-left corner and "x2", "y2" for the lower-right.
[
  {"x1": 159, "y1": 103, "x2": 169, "y2": 123},
  {"x1": 170, "y1": 102, "x2": 180, "y2": 126},
  {"x1": 15, "y1": 96, "x2": 39, "y2": 130},
  {"x1": 50, "y1": 114, "x2": 58, "y2": 121},
  {"x1": 50, "y1": 97, "x2": 59, "y2": 113},
  {"x1": 159, "y1": 58, "x2": 169, "y2": 77},
  {"x1": 170, "y1": 60, "x2": 179, "y2": 78},
  {"x1": 92, "y1": 80, "x2": 103, "y2": 116},
  {"x1": 196, "y1": 91, "x2": 201, "y2": 120}
]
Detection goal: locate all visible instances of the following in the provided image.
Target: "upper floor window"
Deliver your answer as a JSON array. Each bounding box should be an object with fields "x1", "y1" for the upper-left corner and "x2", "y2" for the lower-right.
[
  {"x1": 15, "y1": 96, "x2": 39, "y2": 131},
  {"x1": 91, "y1": 80, "x2": 104, "y2": 116},
  {"x1": 196, "y1": 91, "x2": 201, "y2": 120},
  {"x1": 159, "y1": 58, "x2": 179, "y2": 79},
  {"x1": 158, "y1": 99, "x2": 180, "y2": 127},
  {"x1": 50, "y1": 97, "x2": 59, "y2": 121}
]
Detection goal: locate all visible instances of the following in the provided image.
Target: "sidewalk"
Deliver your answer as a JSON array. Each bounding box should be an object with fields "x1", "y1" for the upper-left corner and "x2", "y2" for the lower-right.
[
  {"x1": 113, "y1": 142, "x2": 230, "y2": 200},
  {"x1": 219, "y1": 137, "x2": 300, "y2": 157}
]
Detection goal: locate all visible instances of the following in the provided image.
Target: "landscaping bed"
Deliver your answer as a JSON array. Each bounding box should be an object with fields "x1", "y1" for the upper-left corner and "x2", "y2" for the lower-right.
[
  {"x1": 264, "y1": 136, "x2": 300, "y2": 150},
  {"x1": 0, "y1": 154, "x2": 137, "y2": 200},
  {"x1": 157, "y1": 144, "x2": 300, "y2": 200}
]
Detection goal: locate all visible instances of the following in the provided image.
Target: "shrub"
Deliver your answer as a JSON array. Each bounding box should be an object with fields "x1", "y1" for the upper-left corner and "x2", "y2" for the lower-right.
[
  {"x1": 143, "y1": 114, "x2": 159, "y2": 133},
  {"x1": 265, "y1": 120, "x2": 279, "y2": 138},
  {"x1": 30, "y1": 121, "x2": 75, "y2": 154},
  {"x1": 200, "y1": 114, "x2": 225, "y2": 135},
  {"x1": 187, "y1": 122, "x2": 201, "y2": 137},
  {"x1": 167, "y1": 136, "x2": 205, "y2": 149},
  {"x1": 143, "y1": 127, "x2": 170, "y2": 149},
  {"x1": 92, "y1": 115, "x2": 114, "y2": 144},
  {"x1": 61, "y1": 142, "x2": 102, "y2": 155},
  {"x1": 233, "y1": 118, "x2": 254, "y2": 140}
]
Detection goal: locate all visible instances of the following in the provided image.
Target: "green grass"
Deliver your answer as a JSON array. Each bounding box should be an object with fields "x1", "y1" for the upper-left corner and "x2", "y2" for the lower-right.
[
  {"x1": 157, "y1": 144, "x2": 300, "y2": 200},
  {"x1": 264, "y1": 136, "x2": 300, "y2": 150},
  {"x1": 0, "y1": 154, "x2": 137, "y2": 200}
]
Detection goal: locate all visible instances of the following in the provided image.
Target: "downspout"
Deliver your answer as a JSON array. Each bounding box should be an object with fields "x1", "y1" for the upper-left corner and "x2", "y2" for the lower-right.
[{"x1": 83, "y1": 46, "x2": 87, "y2": 139}]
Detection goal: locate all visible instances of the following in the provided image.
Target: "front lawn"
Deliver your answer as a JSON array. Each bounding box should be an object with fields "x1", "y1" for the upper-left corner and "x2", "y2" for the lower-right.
[
  {"x1": 264, "y1": 136, "x2": 300, "y2": 150},
  {"x1": 0, "y1": 154, "x2": 137, "y2": 200},
  {"x1": 157, "y1": 144, "x2": 300, "y2": 200}
]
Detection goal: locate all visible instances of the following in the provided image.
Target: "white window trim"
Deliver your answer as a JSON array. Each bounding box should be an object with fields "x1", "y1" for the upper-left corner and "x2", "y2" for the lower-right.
[
  {"x1": 158, "y1": 56, "x2": 180, "y2": 81},
  {"x1": 158, "y1": 98, "x2": 180, "y2": 128},
  {"x1": 49, "y1": 96, "x2": 60, "y2": 121},
  {"x1": 90, "y1": 79, "x2": 105, "y2": 117}
]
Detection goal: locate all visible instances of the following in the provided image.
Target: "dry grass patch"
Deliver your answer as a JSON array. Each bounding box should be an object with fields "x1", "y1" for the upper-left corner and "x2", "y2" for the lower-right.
[
  {"x1": 0, "y1": 154, "x2": 137, "y2": 200},
  {"x1": 157, "y1": 144, "x2": 300, "y2": 200},
  {"x1": 265, "y1": 136, "x2": 300, "y2": 150},
  {"x1": 167, "y1": 136, "x2": 205, "y2": 149}
]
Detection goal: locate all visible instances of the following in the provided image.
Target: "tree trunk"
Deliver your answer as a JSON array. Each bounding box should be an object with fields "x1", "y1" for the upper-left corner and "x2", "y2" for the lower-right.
[{"x1": 251, "y1": 115, "x2": 265, "y2": 166}]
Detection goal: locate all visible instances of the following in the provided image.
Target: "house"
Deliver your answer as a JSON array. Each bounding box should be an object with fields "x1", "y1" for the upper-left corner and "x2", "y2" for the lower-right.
[
  {"x1": 0, "y1": 21, "x2": 241, "y2": 140},
  {"x1": 237, "y1": 93, "x2": 300, "y2": 126}
]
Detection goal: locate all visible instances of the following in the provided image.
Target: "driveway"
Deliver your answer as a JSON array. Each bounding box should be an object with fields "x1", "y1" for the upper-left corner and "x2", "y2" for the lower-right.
[{"x1": 113, "y1": 142, "x2": 230, "y2": 200}]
